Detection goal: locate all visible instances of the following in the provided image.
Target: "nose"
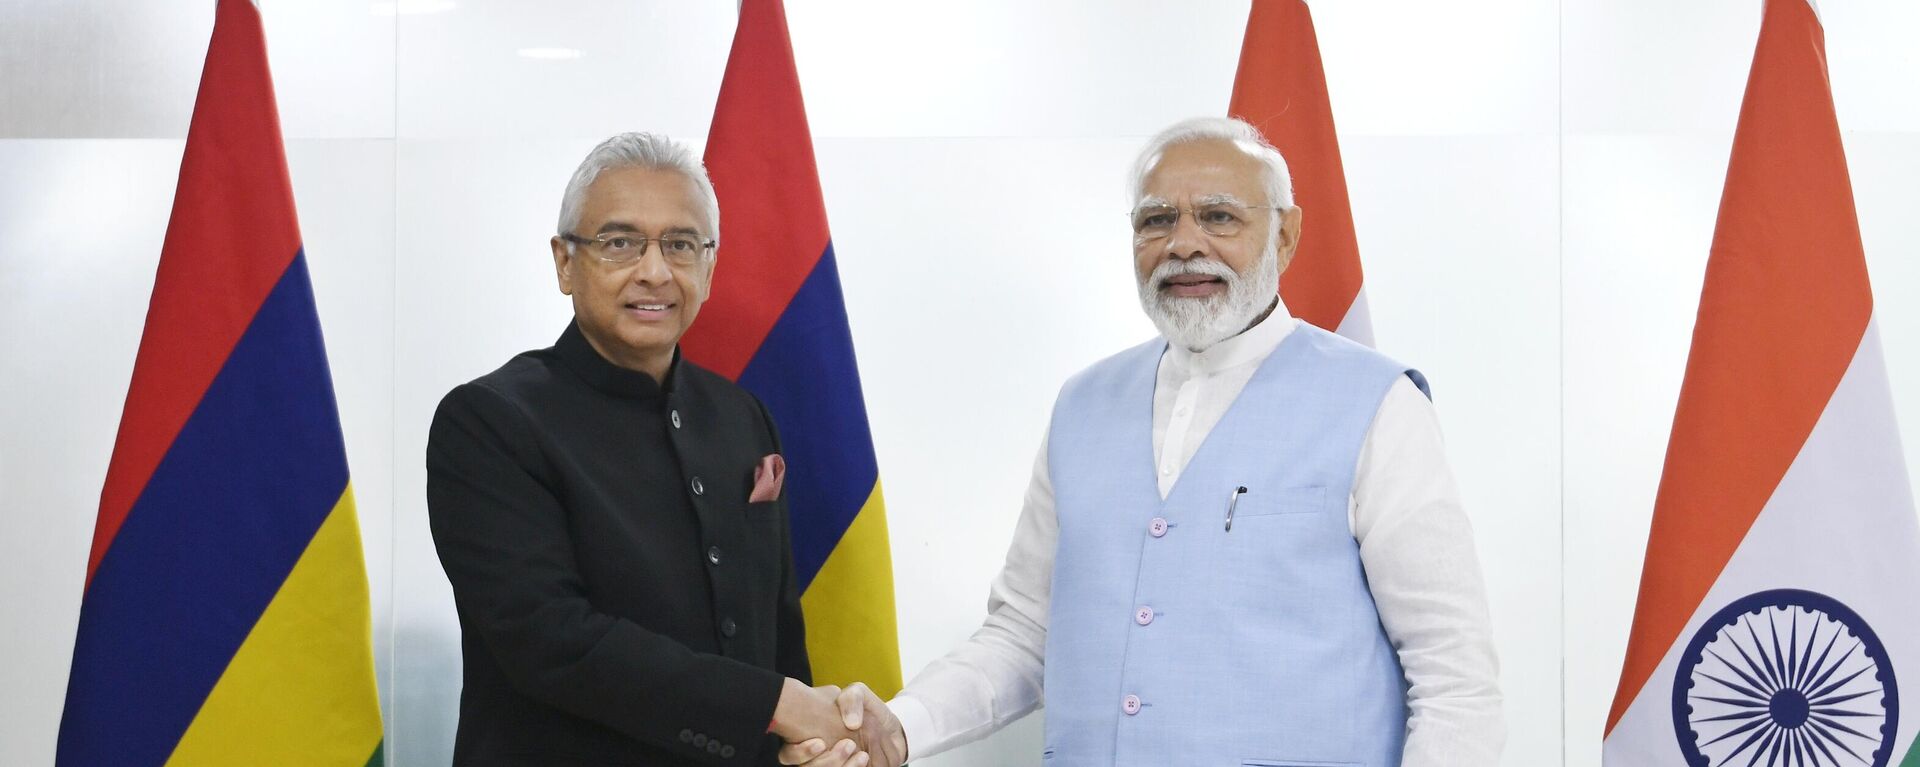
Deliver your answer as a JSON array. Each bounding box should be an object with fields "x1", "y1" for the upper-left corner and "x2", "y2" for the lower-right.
[
  {"x1": 627, "y1": 241, "x2": 673, "y2": 285},
  {"x1": 1162, "y1": 209, "x2": 1213, "y2": 262}
]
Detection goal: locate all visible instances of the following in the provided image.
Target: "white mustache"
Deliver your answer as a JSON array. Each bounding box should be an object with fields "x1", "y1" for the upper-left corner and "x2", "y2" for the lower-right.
[{"x1": 1149, "y1": 258, "x2": 1238, "y2": 291}]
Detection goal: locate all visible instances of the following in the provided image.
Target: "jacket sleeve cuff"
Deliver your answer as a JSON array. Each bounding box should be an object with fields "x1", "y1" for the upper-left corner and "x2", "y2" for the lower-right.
[{"x1": 665, "y1": 664, "x2": 786, "y2": 765}]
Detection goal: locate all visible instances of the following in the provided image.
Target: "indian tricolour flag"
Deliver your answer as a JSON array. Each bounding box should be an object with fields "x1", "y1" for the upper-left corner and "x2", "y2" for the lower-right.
[
  {"x1": 1229, "y1": 0, "x2": 1373, "y2": 345},
  {"x1": 1604, "y1": 2, "x2": 1920, "y2": 766}
]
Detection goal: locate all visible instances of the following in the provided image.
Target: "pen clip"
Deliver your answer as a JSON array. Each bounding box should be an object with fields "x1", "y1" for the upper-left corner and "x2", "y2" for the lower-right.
[{"x1": 1225, "y1": 485, "x2": 1248, "y2": 532}]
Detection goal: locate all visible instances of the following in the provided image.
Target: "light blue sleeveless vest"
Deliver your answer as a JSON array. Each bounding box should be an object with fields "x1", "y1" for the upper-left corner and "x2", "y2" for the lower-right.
[{"x1": 1043, "y1": 325, "x2": 1429, "y2": 767}]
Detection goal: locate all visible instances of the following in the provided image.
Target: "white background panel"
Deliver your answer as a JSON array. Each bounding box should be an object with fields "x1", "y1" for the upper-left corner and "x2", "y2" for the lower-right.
[
  {"x1": 0, "y1": 140, "x2": 182, "y2": 766},
  {"x1": 0, "y1": 0, "x2": 394, "y2": 138}
]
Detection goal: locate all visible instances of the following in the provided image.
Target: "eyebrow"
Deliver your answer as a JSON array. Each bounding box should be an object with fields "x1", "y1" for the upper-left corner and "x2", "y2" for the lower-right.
[
  {"x1": 1194, "y1": 193, "x2": 1248, "y2": 207},
  {"x1": 1132, "y1": 193, "x2": 1249, "y2": 212},
  {"x1": 593, "y1": 222, "x2": 705, "y2": 237}
]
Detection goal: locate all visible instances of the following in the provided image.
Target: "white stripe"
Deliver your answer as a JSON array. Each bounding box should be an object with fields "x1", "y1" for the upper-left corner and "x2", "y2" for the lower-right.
[{"x1": 1334, "y1": 285, "x2": 1374, "y2": 347}]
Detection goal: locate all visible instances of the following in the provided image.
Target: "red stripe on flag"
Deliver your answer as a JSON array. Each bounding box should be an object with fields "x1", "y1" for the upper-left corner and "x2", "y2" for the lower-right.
[
  {"x1": 88, "y1": 0, "x2": 303, "y2": 586},
  {"x1": 680, "y1": 0, "x2": 830, "y2": 381},
  {"x1": 1605, "y1": 0, "x2": 1872, "y2": 734},
  {"x1": 1228, "y1": 0, "x2": 1365, "y2": 336}
]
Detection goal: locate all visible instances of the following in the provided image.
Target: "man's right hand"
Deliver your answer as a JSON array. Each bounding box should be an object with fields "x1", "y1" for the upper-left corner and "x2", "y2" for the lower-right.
[{"x1": 777, "y1": 683, "x2": 906, "y2": 767}]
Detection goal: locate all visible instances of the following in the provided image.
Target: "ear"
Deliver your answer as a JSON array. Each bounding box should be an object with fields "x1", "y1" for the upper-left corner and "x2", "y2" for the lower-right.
[
  {"x1": 695, "y1": 251, "x2": 717, "y2": 301},
  {"x1": 1274, "y1": 205, "x2": 1304, "y2": 274},
  {"x1": 551, "y1": 236, "x2": 575, "y2": 296}
]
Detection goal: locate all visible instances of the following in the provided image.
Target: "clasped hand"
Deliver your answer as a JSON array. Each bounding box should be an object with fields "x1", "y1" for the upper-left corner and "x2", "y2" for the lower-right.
[{"x1": 770, "y1": 680, "x2": 906, "y2": 767}]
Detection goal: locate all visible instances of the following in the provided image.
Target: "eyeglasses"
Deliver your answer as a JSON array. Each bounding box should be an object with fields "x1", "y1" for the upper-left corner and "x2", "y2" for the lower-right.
[
  {"x1": 561, "y1": 231, "x2": 715, "y2": 266},
  {"x1": 1131, "y1": 202, "x2": 1282, "y2": 241}
]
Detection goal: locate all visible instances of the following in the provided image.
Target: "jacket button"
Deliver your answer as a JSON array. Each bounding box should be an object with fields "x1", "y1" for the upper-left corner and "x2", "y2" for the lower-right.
[
  {"x1": 721, "y1": 618, "x2": 738, "y2": 637},
  {"x1": 707, "y1": 545, "x2": 722, "y2": 565},
  {"x1": 679, "y1": 729, "x2": 694, "y2": 743},
  {"x1": 720, "y1": 745, "x2": 736, "y2": 758},
  {"x1": 707, "y1": 741, "x2": 723, "y2": 754},
  {"x1": 691, "y1": 476, "x2": 705, "y2": 495},
  {"x1": 671, "y1": 409, "x2": 682, "y2": 429},
  {"x1": 693, "y1": 733, "x2": 709, "y2": 747},
  {"x1": 1148, "y1": 517, "x2": 1168, "y2": 537},
  {"x1": 1122, "y1": 694, "x2": 1142, "y2": 715}
]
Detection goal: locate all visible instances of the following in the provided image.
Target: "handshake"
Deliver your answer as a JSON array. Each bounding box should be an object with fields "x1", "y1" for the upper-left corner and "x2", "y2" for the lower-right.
[{"x1": 771, "y1": 678, "x2": 909, "y2": 767}]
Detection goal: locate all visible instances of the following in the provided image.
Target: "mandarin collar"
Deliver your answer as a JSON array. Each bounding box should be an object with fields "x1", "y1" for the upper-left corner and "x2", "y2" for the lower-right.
[
  {"x1": 554, "y1": 320, "x2": 679, "y2": 401},
  {"x1": 1163, "y1": 297, "x2": 1301, "y2": 377}
]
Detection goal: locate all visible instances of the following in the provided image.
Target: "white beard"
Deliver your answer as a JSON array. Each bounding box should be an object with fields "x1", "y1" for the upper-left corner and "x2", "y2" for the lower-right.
[{"x1": 1137, "y1": 247, "x2": 1281, "y2": 352}]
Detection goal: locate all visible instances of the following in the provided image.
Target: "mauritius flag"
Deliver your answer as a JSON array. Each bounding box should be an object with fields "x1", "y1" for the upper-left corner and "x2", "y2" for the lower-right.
[
  {"x1": 679, "y1": 0, "x2": 903, "y2": 696},
  {"x1": 1603, "y1": 2, "x2": 1920, "y2": 765},
  {"x1": 56, "y1": 0, "x2": 384, "y2": 764}
]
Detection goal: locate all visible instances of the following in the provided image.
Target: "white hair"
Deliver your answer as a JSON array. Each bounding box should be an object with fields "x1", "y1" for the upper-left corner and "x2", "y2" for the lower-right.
[
  {"x1": 556, "y1": 132, "x2": 720, "y2": 247},
  {"x1": 1129, "y1": 116, "x2": 1294, "y2": 209}
]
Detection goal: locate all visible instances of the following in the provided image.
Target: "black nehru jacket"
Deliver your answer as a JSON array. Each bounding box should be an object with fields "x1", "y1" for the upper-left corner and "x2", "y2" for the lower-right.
[{"x1": 426, "y1": 321, "x2": 809, "y2": 766}]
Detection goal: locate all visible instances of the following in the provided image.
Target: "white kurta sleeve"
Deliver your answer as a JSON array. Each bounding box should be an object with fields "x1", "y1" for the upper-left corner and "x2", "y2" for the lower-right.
[
  {"x1": 1353, "y1": 376, "x2": 1506, "y2": 766},
  {"x1": 889, "y1": 434, "x2": 1056, "y2": 760}
]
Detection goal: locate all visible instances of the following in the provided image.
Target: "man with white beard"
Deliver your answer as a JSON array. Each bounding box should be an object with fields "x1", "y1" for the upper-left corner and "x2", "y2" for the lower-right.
[{"x1": 780, "y1": 117, "x2": 1505, "y2": 767}]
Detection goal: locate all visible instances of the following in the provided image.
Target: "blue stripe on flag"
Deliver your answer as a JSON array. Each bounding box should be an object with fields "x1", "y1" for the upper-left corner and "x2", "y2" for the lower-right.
[
  {"x1": 737, "y1": 243, "x2": 881, "y2": 589},
  {"x1": 57, "y1": 252, "x2": 351, "y2": 766}
]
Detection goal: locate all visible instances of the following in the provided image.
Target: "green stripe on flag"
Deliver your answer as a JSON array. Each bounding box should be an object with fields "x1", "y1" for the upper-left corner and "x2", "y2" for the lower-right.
[{"x1": 365, "y1": 740, "x2": 384, "y2": 767}]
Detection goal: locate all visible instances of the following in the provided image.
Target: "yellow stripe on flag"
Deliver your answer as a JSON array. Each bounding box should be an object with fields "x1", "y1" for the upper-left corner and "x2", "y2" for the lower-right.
[
  {"x1": 166, "y1": 487, "x2": 383, "y2": 766},
  {"x1": 800, "y1": 480, "x2": 903, "y2": 698}
]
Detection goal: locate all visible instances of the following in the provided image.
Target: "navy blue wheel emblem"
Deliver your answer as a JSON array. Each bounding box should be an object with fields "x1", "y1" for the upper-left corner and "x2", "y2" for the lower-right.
[{"x1": 1673, "y1": 589, "x2": 1898, "y2": 767}]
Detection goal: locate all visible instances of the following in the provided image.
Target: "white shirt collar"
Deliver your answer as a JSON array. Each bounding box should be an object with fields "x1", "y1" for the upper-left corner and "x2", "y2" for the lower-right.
[{"x1": 1162, "y1": 296, "x2": 1300, "y2": 377}]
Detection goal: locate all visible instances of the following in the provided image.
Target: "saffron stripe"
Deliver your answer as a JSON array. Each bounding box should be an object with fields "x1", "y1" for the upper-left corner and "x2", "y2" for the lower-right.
[
  {"x1": 736, "y1": 243, "x2": 881, "y2": 587},
  {"x1": 1228, "y1": 0, "x2": 1366, "y2": 337},
  {"x1": 58, "y1": 252, "x2": 351, "y2": 766}
]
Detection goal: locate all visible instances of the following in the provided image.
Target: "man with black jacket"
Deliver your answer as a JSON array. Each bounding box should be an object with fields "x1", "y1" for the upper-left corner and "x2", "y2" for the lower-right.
[{"x1": 427, "y1": 132, "x2": 870, "y2": 766}]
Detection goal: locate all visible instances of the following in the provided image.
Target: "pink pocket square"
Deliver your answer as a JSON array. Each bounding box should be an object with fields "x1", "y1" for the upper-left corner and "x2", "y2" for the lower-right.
[{"x1": 750, "y1": 454, "x2": 785, "y2": 503}]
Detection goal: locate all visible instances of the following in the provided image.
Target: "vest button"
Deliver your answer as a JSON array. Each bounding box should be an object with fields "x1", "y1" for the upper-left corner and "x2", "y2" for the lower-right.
[
  {"x1": 1148, "y1": 517, "x2": 1168, "y2": 537},
  {"x1": 1134, "y1": 606, "x2": 1155, "y2": 626},
  {"x1": 1122, "y1": 694, "x2": 1142, "y2": 715}
]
